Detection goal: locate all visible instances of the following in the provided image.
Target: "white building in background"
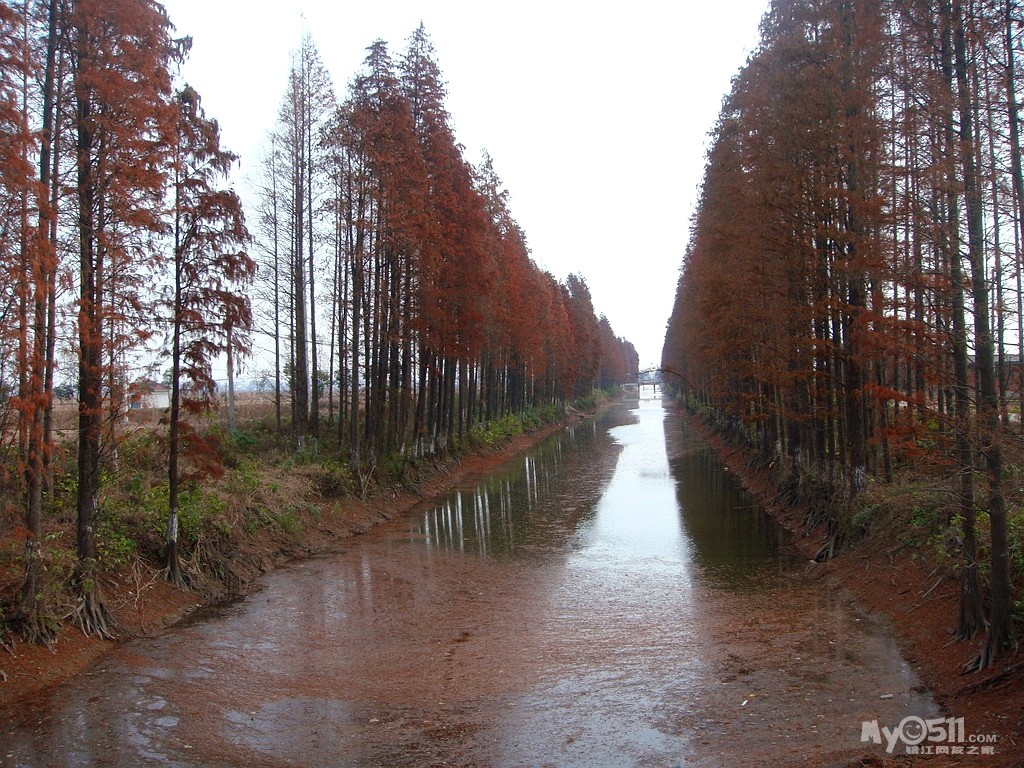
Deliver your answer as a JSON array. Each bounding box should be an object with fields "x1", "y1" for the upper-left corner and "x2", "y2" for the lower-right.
[{"x1": 128, "y1": 378, "x2": 171, "y2": 411}]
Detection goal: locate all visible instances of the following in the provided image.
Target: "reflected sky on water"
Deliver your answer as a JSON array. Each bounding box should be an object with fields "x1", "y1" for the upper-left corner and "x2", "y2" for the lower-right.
[{"x1": 0, "y1": 397, "x2": 934, "y2": 768}]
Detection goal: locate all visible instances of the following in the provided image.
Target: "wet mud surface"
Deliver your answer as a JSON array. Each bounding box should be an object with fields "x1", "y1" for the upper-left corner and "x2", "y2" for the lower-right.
[{"x1": 2, "y1": 401, "x2": 934, "y2": 767}]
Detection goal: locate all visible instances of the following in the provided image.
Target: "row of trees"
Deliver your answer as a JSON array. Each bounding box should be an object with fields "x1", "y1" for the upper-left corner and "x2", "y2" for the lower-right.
[
  {"x1": 251, "y1": 26, "x2": 638, "y2": 468},
  {"x1": 0, "y1": 4, "x2": 636, "y2": 644},
  {"x1": 663, "y1": 0, "x2": 1020, "y2": 667},
  {"x1": 0, "y1": 0, "x2": 252, "y2": 640}
]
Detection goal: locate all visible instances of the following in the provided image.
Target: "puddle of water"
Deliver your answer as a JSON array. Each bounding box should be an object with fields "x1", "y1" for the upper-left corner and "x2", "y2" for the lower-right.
[{"x1": 0, "y1": 399, "x2": 935, "y2": 768}]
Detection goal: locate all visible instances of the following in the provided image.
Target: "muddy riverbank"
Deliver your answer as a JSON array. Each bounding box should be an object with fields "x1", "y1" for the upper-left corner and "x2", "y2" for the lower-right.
[
  {"x1": 1, "y1": 400, "x2": 944, "y2": 767},
  {"x1": 0, "y1": 419, "x2": 571, "y2": 711},
  {"x1": 2, "y1": 398, "x2": 1020, "y2": 766},
  {"x1": 687, "y1": 413, "x2": 1023, "y2": 767}
]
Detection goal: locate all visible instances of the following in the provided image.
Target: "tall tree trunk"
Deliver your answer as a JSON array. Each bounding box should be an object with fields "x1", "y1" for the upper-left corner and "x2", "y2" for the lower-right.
[
  {"x1": 349, "y1": 245, "x2": 363, "y2": 472},
  {"x1": 17, "y1": 0, "x2": 59, "y2": 645},
  {"x1": 327, "y1": 257, "x2": 337, "y2": 431},
  {"x1": 307, "y1": 176, "x2": 320, "y2": 440},
  {"x1": 166, "y1": 199, "x2": 185, "y2": 587},
  {"x1": 226, "y1": 319, "x2": 236, "y2": 432},
  {"x1": 933, "y1": 0, "x2": 987, "y2": 643},
  {"x1": 981, "y1": 54, "x2": 1010, "y2": 426},
  {"x1": 270, "y1": 138, "x2": 283, "y2": 438},
  {"x1": 953, "y1": 0, "x2": 1014, "y2": 667},
  {"x1": 292, "y1": 156, "x2": 309, "y2": 451},
  {"x1": 1004, "y1": 0, "x2": 1024, "y2": 434},
  {"x1": 74, "y1": 31, "x2": 112, "y2": 637}
]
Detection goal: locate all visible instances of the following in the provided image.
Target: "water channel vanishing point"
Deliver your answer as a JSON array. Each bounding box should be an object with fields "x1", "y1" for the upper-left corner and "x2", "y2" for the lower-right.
[{"x1": 2, "y1": 397, "x2": 935, "y2": 767}]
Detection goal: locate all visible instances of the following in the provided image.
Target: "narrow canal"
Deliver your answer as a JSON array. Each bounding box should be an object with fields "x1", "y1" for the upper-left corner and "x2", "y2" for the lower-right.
[{"x1": 2, "y1": 398, "x2": 934, "y2": 767}]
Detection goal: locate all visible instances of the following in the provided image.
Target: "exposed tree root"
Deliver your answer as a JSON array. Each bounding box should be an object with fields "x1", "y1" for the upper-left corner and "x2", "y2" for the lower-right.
[
  {"x1": 10, "y1": 590, "x2": 59, "y2": 651},
  {"x1": 963, "y1": 649, "x2": 987, "y2": 673},
  {"x1": 163, "y1": 565, "x2": 192, "y2": 590},
  {"x1": 964, "y1": 633, "x2": 1018, "y2": 673},
  {"x1": 956, "y1": 661, "x2": 1024, "y2": 696},
  {"x1": 813, "y1": 537, "x2": 836, "y2": 562},
  {"x1": 951, "y1": 625, "x2": 980, "y2": 644},
  {"x1": 17, "y1": 611, "x2": 58, "y2": 651},
  {"x1": 72, "y1": 583, "x2": 117, "y2": 641},
  {"x1": 15, "y1": 544, "x2": 60, "y2": 649},
  {"x1": 813, "y1": 518, "x2": 843, "y2": 561}
]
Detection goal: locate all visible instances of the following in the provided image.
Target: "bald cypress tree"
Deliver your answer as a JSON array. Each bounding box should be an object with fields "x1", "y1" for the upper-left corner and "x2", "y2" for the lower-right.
[
  {"x1": 69, "y1": 0, "x2": 179, "y2": 636},
  {"x1": 165, "y1": 84, "x2": 253, "y2": 587}
]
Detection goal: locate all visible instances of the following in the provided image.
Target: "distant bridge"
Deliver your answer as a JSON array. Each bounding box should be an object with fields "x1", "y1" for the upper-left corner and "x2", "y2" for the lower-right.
[
  {"x1": 638, "y1": 367, "x2": 662, "y2": 386},
  {"x1": 621, "y1": 367, "x2": 663, "y2": 397}
]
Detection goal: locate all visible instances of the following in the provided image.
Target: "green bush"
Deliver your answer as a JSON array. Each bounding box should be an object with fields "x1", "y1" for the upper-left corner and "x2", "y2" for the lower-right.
[
  {"x1": 471, "y1": 413, "x2": 525, "y2": 447},
  {"x1": 105, "y1": 478, "x2": 230, "y2": 561},
  {"x1": 50, "y1": 470, "x2": 77, "y2": 523},
  {"x1": 309, "y1": 459, "x2": 352, "y2": 497},
  {"x1": 177, "y1": 485, "x2": 226, "y2": 542},
  {"x1": 119, "y1": 431, "x2": 164, "y2": 473},
  {"x1": 849, "y1": 503, "x2": 877, "y2": 536},
  {"x1": 97, "y1": 510, "x2": 138, "y2": 568},
  {"x1": 573, "y1": 394, "x2": 597, "y2": 411},
  {"x1": 285, "y1": 438, "x2": 321, "y2": 468},
  {"x1": 226, "y1": 460, "x2": 263, "y2": 497},
  {"x1": 274, "y1": 507, "x2": 302, "y2": 536},
  {"x1": 898, "y1": 503, "x2": 944, "y2": 550},
  {"x1": 911, "y1": 504, "x2": 941, "y2": 531},
  {"x1": 230, "y1": 430, "x2": 257, "y2": 451}
]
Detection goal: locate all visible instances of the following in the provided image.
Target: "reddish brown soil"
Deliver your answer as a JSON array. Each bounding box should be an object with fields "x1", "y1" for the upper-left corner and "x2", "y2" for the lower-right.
[
  {"x1": 691, "y1": 419, "x2": 1024, "y2": 768},
  {"x1": 3, "y1": 407, "x2": 1023, "y2": 768},
  {"x1": 0, "y1": 420, "x2": 568, "y2": 712}
]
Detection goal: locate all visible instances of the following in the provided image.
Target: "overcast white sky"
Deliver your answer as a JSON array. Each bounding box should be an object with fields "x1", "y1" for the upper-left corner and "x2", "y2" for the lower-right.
[{"x1": 161, "y1": 1, "x2": 767, "y2": 369}]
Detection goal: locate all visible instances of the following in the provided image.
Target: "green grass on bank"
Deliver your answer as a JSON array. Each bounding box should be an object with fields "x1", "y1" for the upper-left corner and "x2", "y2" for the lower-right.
[{"x1": 0, "y1": 394, "x2": 609, "y2": 642}]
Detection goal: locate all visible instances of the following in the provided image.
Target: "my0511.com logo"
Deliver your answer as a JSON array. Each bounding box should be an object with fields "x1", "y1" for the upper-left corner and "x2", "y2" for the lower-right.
[{"x1": 861, "y1": 716, "x2": 999, "y2": 756}]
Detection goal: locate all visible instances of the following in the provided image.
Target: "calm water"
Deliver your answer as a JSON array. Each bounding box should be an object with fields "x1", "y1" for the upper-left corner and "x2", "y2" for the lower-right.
[
  {"x1": 411, "y1": 398, "x2": 795, "y2": 588},
  {"x1": 0, "y1": 398, "x2": 934, "y2": 767}
]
